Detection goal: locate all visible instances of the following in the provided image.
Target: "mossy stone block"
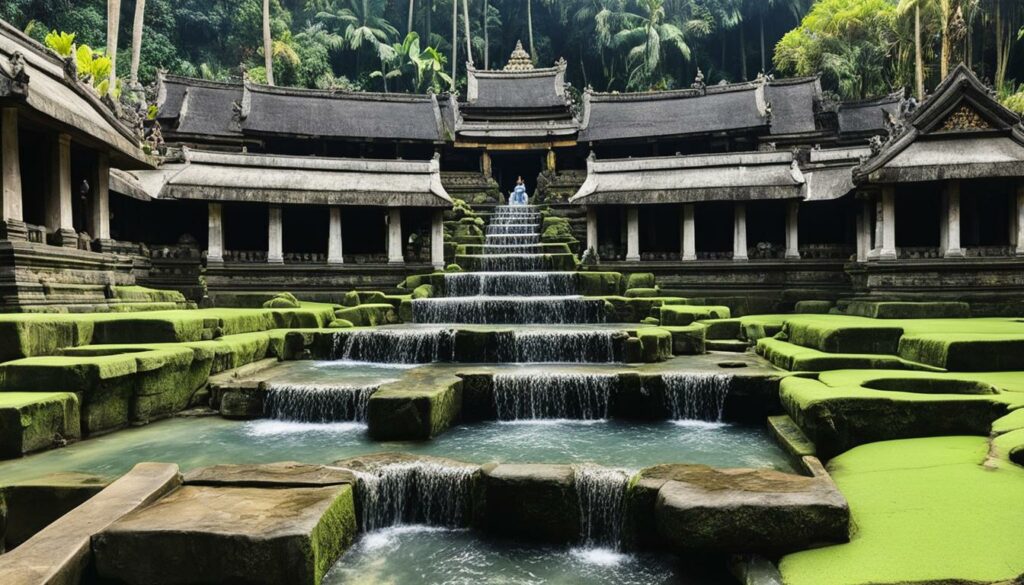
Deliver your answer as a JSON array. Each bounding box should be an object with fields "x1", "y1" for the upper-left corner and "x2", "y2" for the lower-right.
[
  {"x1": 794, "y1": 301, "x2": 834, "y2": 314},
  {"x1": 663, "y1": 325, "x2": 706, "y2": 355},
  {"x1": 846, "y1": 301, "x2": 971, "y2": 319},
  {"x1": 342, "y1": 291, "x2": 360, "y2": 307},
  {"x1": 576, "y1": 272, "x2": 624, "y2": 296},
  {"x1": 327, "y1": 319, "x2": 354, "y2": 329},
  {"x1": 637, "y1": 328, "x2": 674, "y2": 363},
  {"x1": 366, "y1": 373, "x2": 462, "y2": 441},
  {"x1": 334, "y1": 304, "x2": 398, "y2": 327},
  {"x1": 898, "y1": 333, "x2": 1024, "y2": 371},
  {"x1": 131, "y1": 347, "x2": 200, "y2": 423},
  {"x1": 412, "y1": 284, "x2": 433, "y2": 299},
  {"x1": 625, "y1": 288, "x2": 660, "y2": 298},
  {"x1": 660, "y1": 305, "x2": 731, "y2": 326},
  {"x1": 0, "y1": 392, "x2": 81, "y2": 458},
  {"x1": 626, "y1": 273, "x2": 656, "y2": 290},
  {"x1": 482, "y1": 464, "x2": 580, "y2": 545},
  {"x1": 0, "y1": 316, "x2": 95, "y2": 362}
]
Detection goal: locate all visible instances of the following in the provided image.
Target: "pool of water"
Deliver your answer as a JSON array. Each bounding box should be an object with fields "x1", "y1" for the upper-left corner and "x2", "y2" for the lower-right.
[
  {"x1": 260, "y1": 360, "x2": 417, "y2": 387},
  {"x1": 0, "y1": 416, "x2": 791, "y2": 483},
  {"x1": 324, "y1": 526, "x2": 726, "y2": 585}
]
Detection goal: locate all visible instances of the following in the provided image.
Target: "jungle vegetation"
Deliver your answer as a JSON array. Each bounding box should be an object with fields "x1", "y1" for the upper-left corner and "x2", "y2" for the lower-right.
[{"x1": 4, "y1": 0, "x2": 1024, "y2": 108}]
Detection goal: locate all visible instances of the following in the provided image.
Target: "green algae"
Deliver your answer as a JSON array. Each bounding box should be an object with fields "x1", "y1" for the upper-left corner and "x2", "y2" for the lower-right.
[{"x1": 779, "y1": 436, "x2": 1024, "y2": 585}]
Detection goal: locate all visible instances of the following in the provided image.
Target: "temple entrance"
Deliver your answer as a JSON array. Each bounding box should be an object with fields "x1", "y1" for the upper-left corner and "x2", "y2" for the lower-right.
[{"x1": 490, "y1": 151, "x2": 544, "y2": 200}]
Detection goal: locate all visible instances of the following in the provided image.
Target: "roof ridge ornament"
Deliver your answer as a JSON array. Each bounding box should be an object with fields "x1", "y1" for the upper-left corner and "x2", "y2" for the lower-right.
[
  {"x1": 503, "y1": 40, "x2": 534, "y2": 71},
  {"x1": 691, "y1": 68, "x2": 706, "y2": 94}
]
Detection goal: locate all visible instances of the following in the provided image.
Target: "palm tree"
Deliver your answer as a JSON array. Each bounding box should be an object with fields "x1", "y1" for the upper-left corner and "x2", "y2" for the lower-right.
[
  {"x1": 451, "y1": 0, "x2": 457, "y2": 87},
  {"x1": 263, "y1": 0, "x2": 274, "y2": 84},
  {"x1": 614, "y1": 0, "x2": 694, "y2": 90},
  {"x1": 317, "y1": 0, "x2": 399, "y2": 82},
  {"x1": 408, "y1": 0, "x2": 415, "y2": 36},
  {"x1": 527, "y1": 0, "x2": 535, "y2": 61},
  {"x1": 129, "y1": 0, "x2": 145, "y2": 87},
  {"x1": 107, "y1": 0, "x2": 120, "y2": 90},
  {"x1": 897, "y1": 0, "x2": 931, "y2": 99},
  {"x1": 462, "y1": 0, "x2": 472, "y2": 65}
]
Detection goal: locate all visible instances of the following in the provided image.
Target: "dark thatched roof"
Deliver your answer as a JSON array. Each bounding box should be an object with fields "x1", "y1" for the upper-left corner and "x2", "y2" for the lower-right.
[
  {"x1": 838, "y1": 95, "x2": 901, "y2": 137},
  {"x1": 465, "y1": 63, "x2": 569, "y2": 111},
  {"x1": 579, "y1": 82, "x2": 769, "y2": 143},
  {"x1": 157, "y1": 74, "x2": 242, "y2": 138},
  {"x1": 766, "y1": 78, "x2": 821, "y2": 135},
  {"x1": 239, "y1": 82, "x2": 444, "y2": 142}
]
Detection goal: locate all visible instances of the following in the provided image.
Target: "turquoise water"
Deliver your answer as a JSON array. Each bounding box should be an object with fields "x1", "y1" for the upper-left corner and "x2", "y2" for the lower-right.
[
  {"x1": 324, "y1": 526, "x2": 726, "y2": 585},
  {"x1": 0, "y1": 416, "x2": 791, "y2": 483}
]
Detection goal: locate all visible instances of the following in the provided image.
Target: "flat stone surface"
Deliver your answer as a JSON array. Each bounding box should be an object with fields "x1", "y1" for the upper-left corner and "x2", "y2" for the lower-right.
[
  {"x1": 184, "y1": 461, "x2": 355, "y2": 487},
  {"x1": 333, "y1": 452, "x2": 477, "y2": 472},
  {"x1": 0, "y1": 462, "x2": 180, "y2": 585},
  {"x1": 2, "y1": 472, "x2": 110, "y2": 549},
  {"x1": 654, "y1": 464, "x2": 849, "y2": 554},
  {"x1": 93, "y1": 484, "x2": 356, "y2": 585}
]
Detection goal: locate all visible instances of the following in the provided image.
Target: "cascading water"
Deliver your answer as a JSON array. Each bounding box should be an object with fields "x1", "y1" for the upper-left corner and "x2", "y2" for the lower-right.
[
  {"x1": 263, "y1": 383, "x2": 376, "y2": 422},
  {"x1": 499, "y1": 330, "x2": 621, "y2": 363},
  {"x1": 444, "y1": 272, "x2": 577, "y2": 297},
  {"x1": 574, "y1": 465, "x2": 631, "y2": 550},
  {"x1": 332, "y1": 327, "x2": 457, "y2": 363},
  {"x1": 411, "y1": 297, "x2": 607, "y2": 325},
  {"x1": 492, "y1": 373, "x2": 618, "y2": 420},
  {"x1": 660, "y1": 373, "x2": 733, "y2": 422},
  {"x1": 354, "y1": 462, "x2": 476, "y2": 531},
  {"x1": 458, "y1": 254, "x2": 559, "y2": 272}
]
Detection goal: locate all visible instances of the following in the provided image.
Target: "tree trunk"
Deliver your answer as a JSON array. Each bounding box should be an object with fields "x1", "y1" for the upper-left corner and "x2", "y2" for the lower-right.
[
  {"x1": 527, "y1": 0, "x2": 535, "y2": 61},
  {"x1": 759, "y1": 13, "x2": 765, "y2": 74},
  {"x1": 262, "y1": 0, "x2": 274, "y2": 85},
  {"x1": 426, "y1": 0, "x2": 432, "y2": 41},
  {"x1": 940, "y1": 0, "x2": 950, "y2": 79},
  {"x1": 739, "y1": 23, "x2": 747, "y2": 81},
  {"x1": 408, "y1": 0, "x2": 415, "y2": 36},
  {"x1": 914, "y1": 5, "x2": 923, "y2": 100},
  {"x1": 451, "y1": 0, "x2": 458, "y2": 89},
  {"x1": 463, "y1": 0, "x2": 472, "y2": 65},
  {"x1": 107, "y1": 0, "x2": 120, "y2": 90},
  {"x1": 129, "y1": 0, "x2": 145, "y2": 87},
  {"x1": 483, "y1": 0, "x2": 489, "y2": 69},
  {"x1": 995, "y1": 0, "x2": 1006, "y2": 89}
]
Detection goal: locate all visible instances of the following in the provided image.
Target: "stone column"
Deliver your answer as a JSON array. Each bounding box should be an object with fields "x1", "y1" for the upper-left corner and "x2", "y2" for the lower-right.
[
  {"x1": 46, "y1": 133, "x2": 76, "y2": 247},
  {"x1": 481, "y1": 151, "x2": 492, "y2": 178},
  {"x1": 0, "y1": 107, "x2": 26, "y2": 241},
  {"x1": 733, "y1": 202, "x2": 748, "y2": 261},
  {"x1": 387, "y1": 208, "x2": 404, "y2": 264},
  {"x1": 680, "y1": 203, "x2": 696, "y2": 261},
  {"x1": 328, "y1": 206, "x2": 343, "y2": 265},
  {"x1": 267, "y1": 205, "x2": 283, "y2": 264},
  {"x1": 940, "y1": 180, "x2": 964, "y2": 258},
  {"x1": 90, "y1": 151, "x2": 111, "y2": 244},
  {"x1": 785, "y1": 200, "x2": 800, "y2": 260},
  {"x1": 1016, "y1": 184, "x2": 1024, "y2": 256},
  {"x1": 207, "y1": 202, "x2": 223, "y2": 264},
  {"x1": 856, "y1": 199, "x2": 871, "y2": 262},
  {"x1": 431, "y1": 209, "x2": 445, "y2": 268},
  {"x1": 880, "y1": 185, "x2": 897, "y2": 261},
  {"x1": 546, "y1": 149, "x2": 557, "y2": 173},
  {"x1": 586, "y1": 206, "x2": 598, "y2": 252},
  {"x1": 625, "y1": 205, "x2": 640, "y2": 262}
]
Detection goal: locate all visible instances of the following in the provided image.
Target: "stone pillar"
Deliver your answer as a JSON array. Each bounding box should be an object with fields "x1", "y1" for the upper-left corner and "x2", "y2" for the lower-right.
[
  {"x1": 785, "y1": 200, "x2": 800, "y2": 260},
  {"x1": 0, "y1": 107, "x2": 26, "y2": 240},
  {"x1": 940, "y1": 180, "x2": 964, "y2": 258},
  {"x1": 546, "y1": 149, "x2": 557, "y2": 173},
  {"x1": 481, "y1": 151, "x2": 492, "y2": 178},
  {"x1": 856, "y1": 199, "x2": 871, "y2": 262},
  {"x1": 431, "y1": 209, "x2": 445, "y2": 268},
  {"x1": 880, "y1": 185, "x2": 897, "y2": 261},
  {"x1": 207, "y1": 202, "x2": 223, "y2": 264},
  {"x1": 586, "y1": 206, "x2": 598, "y2": 252},
  {"x1": 1017, "y1": 184, "x2": 1024, "y2": 257},
  {"x1": 267, "y1": 205, "x2": 283, "y2": 264},
  {"x1": 680, "y1": 203, "x2": 696, "y2": 261},
  {"x1": 328, "y1": 206, "x2": 343, "y2": 265},
  {"x1": 733, "y1": 202, "x2": 748, "y2": 261},
  {"x1": 90, "y1": 151, "x2": 111, "y2": 244},
  {"x1": 46, "y1": 133, "x2": 76, "y2": 247},
  {"x1": 387, "y1": 208, "x2": 404, "y2": 264},
  {"x1": 625, "y1": 206, "x2": 640, "y2": 262}
]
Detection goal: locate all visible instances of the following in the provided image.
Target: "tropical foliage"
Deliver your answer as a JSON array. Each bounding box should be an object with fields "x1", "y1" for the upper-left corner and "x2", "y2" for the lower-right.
[{"x1": 7, "y1": 0, "x2": 1024, "y2": 107}]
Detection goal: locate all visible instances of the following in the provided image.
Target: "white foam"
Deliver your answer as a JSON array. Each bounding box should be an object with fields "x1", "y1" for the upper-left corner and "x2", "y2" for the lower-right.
[
  {"x1": 359, "y1": 525, "x2": 453, "y2": 551},
  {"x1": 570, "y1": 547, "x2": 631, "y2": 566},
  {"x1": 244, "y1": 420, "x2": 366, "y2": 436},
  {"x1": 670, "y1": 419, "x2": 729, "y2": 430}
]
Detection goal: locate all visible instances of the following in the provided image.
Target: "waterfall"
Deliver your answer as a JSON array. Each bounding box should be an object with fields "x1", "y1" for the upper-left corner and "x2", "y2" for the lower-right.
[
  {"x1": 661, "y1": 373, "x2": 733, "y2": 422},
  {"x1": 354, "y1": 462, "x2": 476, "y2": 531},
  {"x1": 332, "y1": 328, "x2": 456, "y2": 363},
  {"x1": 485, "y1": 224, "x2": 540, "y2": 235},
  {"x1": 484, "y1": 234, "x2": 540, "y2": 246},
  {"x1": 483, "y1": 243, "x2": 545, "y2": 254},
  {"x1": 575, "y1": 465, "x2": 630, "y2": 549},
  {"x1": 500, "y1": 330, "x2": 620, "y2": 363},
  {"x1": 263, "y1": 383, "x2": 375, "y2": 423},
  {"x1": 410, "y1": 297, "x2": 607, "y2": 325},
  {"x1": 443, "y1": 272, "x2": 577, "y2": 297},
  {"x1": 458, "y1": 254, "x2": 559, "y2": 272},
  {"x1": 492, "y1": 373, "x2": 617, "y2": 420}
]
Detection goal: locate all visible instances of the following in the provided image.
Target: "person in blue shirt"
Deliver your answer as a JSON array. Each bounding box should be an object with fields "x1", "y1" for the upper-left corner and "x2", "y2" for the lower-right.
[{"x1": 510, "y1": 176, "x2": 528, "y2": 205}]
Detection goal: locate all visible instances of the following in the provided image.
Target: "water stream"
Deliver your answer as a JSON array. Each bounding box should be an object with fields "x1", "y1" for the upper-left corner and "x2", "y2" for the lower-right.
[
  {"x1": 353, "y1": 462, "x2": 476, "y2": 531},
  {"x1": 263, "y1": 383, "x2": 376, "y2": 423},
  {"x1": 492, "y1": 373, "x2": 618, "y2": 420},
  {"x1": 661, "y1": 373, "x2": 733, "y2": 422}
]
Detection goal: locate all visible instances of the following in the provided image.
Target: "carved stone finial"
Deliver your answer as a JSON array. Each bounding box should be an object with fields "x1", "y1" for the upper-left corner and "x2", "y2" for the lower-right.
[
  {"x1": 6, "y1": 51, "x2": 30, "y2": 95},
  {"x1": 691, "y1": 68, "x2": 705, "y2": 92},
  {"x1": 503, "y1": 41, "x2": 534, "y2": 71}
]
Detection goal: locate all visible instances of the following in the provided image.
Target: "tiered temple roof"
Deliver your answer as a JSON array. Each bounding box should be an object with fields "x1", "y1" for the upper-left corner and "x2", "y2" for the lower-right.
[
  {"x1": 0, "y1": 20, "x2": 151, "y2": 167},
  {"x1": 156, "y1": 74, "x2": 243, "y2": 142}
]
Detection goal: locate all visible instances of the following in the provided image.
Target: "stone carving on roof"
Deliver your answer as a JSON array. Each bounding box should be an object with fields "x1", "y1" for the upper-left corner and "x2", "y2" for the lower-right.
[
  {"x1": 939, "y1": 104, "x2": 991, "y2": 131},
  {"x1": 504, "y1": 41, "x2": 534, "y2": 71},
  {"x1": 0, "y1": 50, "x2": 29, "y2": 96},
  {"x1": 690, "y1": 68, "x2": 705, "y2": 93}
]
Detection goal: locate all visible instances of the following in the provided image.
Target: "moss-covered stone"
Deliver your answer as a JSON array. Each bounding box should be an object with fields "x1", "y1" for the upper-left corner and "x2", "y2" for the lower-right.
[
  {"x1": 0, "y1": 392, "x2": 81, "y2": 458},
  {"x1": 342, "y1": 291, "x2": 360, "y2": 307},
  {"x1": 482, "y1": 464, "x2": 580, "y2": 545},
  {"x1": 625, "y1": 273, "x2": 656, "y2": 290},
  {"x1": 845, "y1": 301, "x2": 971, "y2": 319},
  {"x1": 784, "y1": 317, "x2": 904, "y2": 355},
  {"x1": 660, "y1": 305, "x2": 731, "y2": 326},
  {"x1": 334, "y1": 304, "x2": 398, "y2": 327},
  {"x1": 637, "y1": 328, "x2": 673, "y2": 363},
  {"x1": 412, "y1": 284, "x2": 433, "y2": 299},
  {"x1": 262, "y1": 293, "x2": 300, "y2": 309},
  {"x1": 112, "y1": 286, "x2": 187, "y2": 305},
  {"x1": 662, "y1": 325, "x2": 706, "y2": 355},
  {"x1": 596, "y1": 296, "x2": 693, "y2": 323},
  {"x1": 366, "y1": 371, "x2": 462, "y2": 440},
  {"x1": 794, "y1": 300, "x2": 834, "y2": 314},
  {"x1": 898, "y1": 333, "x2": 1024, "y2": 371},
  {"x1": 757, "y1": 338, "x2": 937, "y2": 372},
  {"x1": 327, "y1": 319, "x2": 354, "y2": 329},
  {"x1": 0, "y1": 316, "x2": 95, "y2": 362},
  {"x1": 625, "y1": 288, "x2": 660, "y2": 298},
  {"x1": 576, "y1": 272, "x2": 624, "y2": 296}
]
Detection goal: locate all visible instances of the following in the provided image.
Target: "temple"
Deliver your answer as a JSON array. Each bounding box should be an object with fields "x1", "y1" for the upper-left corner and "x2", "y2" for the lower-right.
[{"x1": 2, "y1": 21, "x2": 1023, "y2": 312}]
